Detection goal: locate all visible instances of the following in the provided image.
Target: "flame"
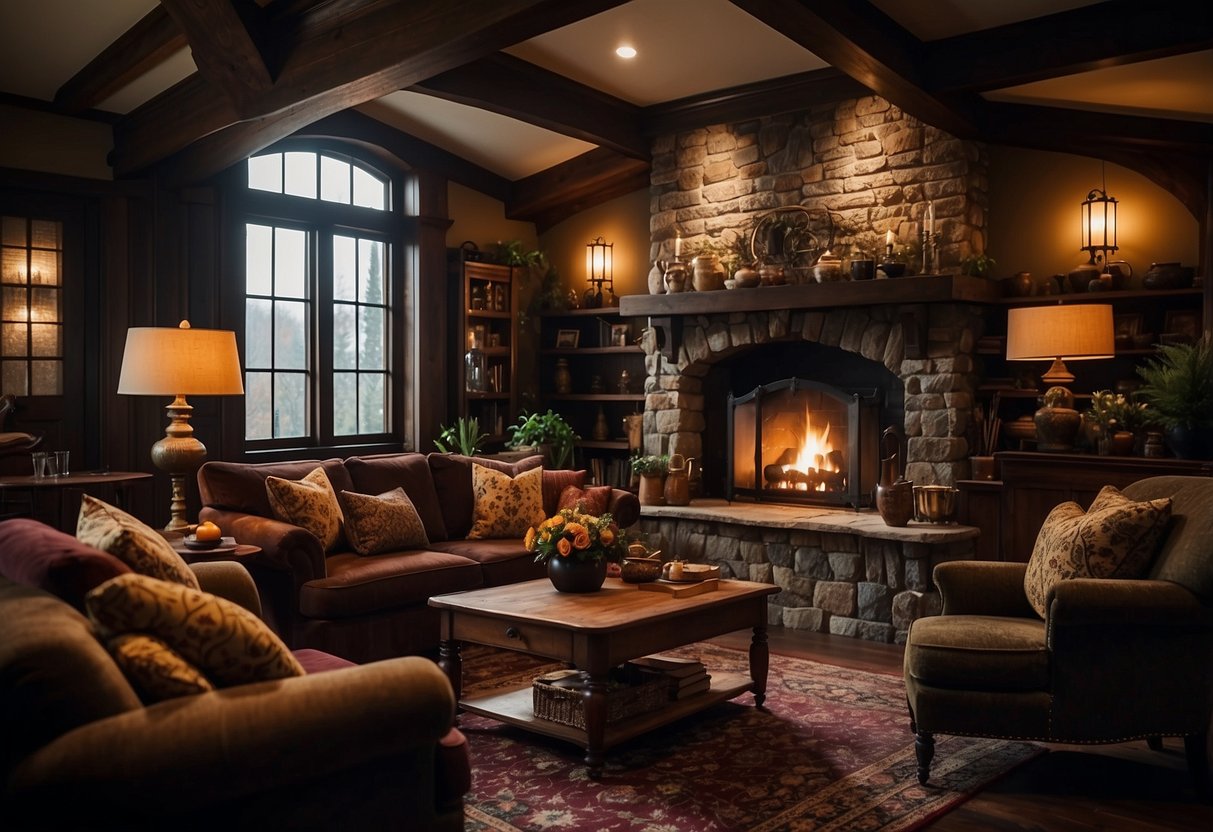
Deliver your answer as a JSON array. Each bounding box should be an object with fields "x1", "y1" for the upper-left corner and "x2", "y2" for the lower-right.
[{"x1": 779, "y1": 405, "x2": 838, "y2": 492}]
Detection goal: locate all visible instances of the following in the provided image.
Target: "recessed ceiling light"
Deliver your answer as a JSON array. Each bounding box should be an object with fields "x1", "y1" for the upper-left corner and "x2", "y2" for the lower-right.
[{"x1": 615, "y1": 45, "x2": 637, "y2": 59}]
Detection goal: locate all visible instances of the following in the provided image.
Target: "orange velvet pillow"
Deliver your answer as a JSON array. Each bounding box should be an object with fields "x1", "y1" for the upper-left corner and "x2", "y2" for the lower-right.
[{"x1": 557, "y1": 484, "x2": 613, "y2": 517}]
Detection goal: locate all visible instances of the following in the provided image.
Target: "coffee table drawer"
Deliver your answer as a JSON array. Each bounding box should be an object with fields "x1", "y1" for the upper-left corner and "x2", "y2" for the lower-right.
[{"x1": 453, "y1": 614, "x2": 572, "y2": 657}]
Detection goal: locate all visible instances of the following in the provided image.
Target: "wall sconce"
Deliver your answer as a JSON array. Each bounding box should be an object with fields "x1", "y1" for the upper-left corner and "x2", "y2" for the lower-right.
[
  {"x1": 1081, "y1": 187, "x2": 1118, "y2": 266},
  {"x1": 118, "y1": 320, "x2": 245, "y2": 530},
  {"x1": 583, "y1": 236, "x2": 614, "y2": 309}
]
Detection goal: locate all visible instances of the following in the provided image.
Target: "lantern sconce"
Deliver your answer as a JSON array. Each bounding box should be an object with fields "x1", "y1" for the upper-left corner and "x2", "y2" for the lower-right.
[
  {"x1": 583, "y1": 236, "x2": 614, "y2": 309},
  {"x1": 1081, "y1": 187, "x2": 1118, "y2": 267}
]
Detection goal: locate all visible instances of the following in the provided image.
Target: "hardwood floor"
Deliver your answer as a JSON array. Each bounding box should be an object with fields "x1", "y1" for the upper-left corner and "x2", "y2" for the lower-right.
[{"x1": 711, "y1": 626, "x2": 1213, "y2": 831}]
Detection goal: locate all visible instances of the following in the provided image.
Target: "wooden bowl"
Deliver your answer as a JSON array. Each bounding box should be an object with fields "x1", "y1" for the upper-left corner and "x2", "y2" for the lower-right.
[{"x1": 620, "y1": 557, "x2": 662, "y2": 583}]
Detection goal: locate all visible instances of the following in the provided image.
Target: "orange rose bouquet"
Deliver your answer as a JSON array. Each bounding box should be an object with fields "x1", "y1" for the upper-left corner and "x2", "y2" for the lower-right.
[{"x1": 524, "y1": 507, "x2": 625, "y2": 566}]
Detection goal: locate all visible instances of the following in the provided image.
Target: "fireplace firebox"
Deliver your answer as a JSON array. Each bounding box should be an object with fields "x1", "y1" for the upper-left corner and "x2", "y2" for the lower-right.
[{"x1": 727, "y1": 378, "x2": 881, "y2": 507}]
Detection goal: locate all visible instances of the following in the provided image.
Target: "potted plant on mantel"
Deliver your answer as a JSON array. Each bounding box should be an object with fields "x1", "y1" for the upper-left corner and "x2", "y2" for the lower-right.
[
  {"x1": 631, "y1": 454, "x2": 669, "y2": 506},
  {"x1": 506, "y1": 409, "x2": 578, "y2": 470},
  {"x1": 1135, "y1": 337, "x2": 1213, "y2": 460}
]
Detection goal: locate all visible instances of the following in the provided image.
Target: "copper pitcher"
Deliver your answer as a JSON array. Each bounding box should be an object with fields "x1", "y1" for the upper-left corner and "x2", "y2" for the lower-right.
[
  {"x1": 664, "y1": 453, "x2": 695, "y2": 506},
  {"x1": 875, "y1": 427, "x2": 913, "y2": 527}
]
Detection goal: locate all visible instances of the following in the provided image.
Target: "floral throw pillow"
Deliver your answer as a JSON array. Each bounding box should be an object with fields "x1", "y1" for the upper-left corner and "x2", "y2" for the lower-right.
[
  {"x1": 86, "y1": 573, "x2": 304, "y2": 687},
  {"x1": 265, "y1": 466, "x2": 345, "y2": 552},
  {"x1": 338, "y1": 488, "x2": 430, "y2": 555},
  {"x1": 467, "y1": 464, "x2": 546, "y2": 539},
  {"x1": 1023, "y1": 485, "x2": 1172, "y2": 618},
  {"x1": 557, "y1": 484, "x2": 613, "y2": 517},
  {"x1": 76, "y1": 494, "x2": 199, "y2": 590},
  {"x1": 107, "y1": 632, "x2": 215, "y2": 703}
]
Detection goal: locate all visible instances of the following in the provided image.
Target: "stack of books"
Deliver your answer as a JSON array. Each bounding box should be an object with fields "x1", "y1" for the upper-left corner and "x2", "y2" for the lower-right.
[{"x1": 627, "y1": 654, "x2": 711, "y2": 700}]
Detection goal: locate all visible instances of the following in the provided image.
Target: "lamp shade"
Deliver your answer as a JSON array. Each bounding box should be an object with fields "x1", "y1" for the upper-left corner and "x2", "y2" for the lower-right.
[
  {"x1": 117, "y1": 321, "x2": 244, "y2": 396},
  {"x1": 1005, "y1": 304, "x2": 1114, "y2": 363}
]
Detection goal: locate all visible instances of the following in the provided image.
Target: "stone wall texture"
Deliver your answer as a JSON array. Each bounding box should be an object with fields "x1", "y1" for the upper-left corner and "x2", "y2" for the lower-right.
[{"x1": 648, "y1": 96, "x2": 988, "y2": 279}]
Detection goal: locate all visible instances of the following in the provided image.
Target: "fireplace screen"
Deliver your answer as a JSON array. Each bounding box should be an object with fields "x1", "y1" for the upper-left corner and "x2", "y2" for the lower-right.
[{"x1": 727, "y1": 378, "x2": 880, "y2": 507}]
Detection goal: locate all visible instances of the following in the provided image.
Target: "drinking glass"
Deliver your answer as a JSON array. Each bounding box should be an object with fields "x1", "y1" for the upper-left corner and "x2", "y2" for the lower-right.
[
  {"x1": 31, "y1": 452, "x2": 49, "y2": 479},
  {"x1": 54, "y1": 450, "x2": 70, "y2": 477}
]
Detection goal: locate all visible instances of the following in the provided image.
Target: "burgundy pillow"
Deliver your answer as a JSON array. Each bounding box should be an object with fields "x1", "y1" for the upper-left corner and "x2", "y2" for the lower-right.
[
  {"x1": 0, "y1": 518, "x2": 131, "y2": 610},
  {"x1": 557, "y1": 484, "x2": 612, "y2": 517},
  {"x1": 427, "y1": 454, "x2": 543, "y2": 539},
  {"x1": 543, "y1": 469, "x2": 587, "y2": 515},
  {"x1": 345, "y1": 453, "x2": 448, "y2": 542}
]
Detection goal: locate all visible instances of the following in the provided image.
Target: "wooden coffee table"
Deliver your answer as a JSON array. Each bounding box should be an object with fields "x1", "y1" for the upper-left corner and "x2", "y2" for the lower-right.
[{"x1": 428, "y1": 576, "x2": 779, "y2": 777}]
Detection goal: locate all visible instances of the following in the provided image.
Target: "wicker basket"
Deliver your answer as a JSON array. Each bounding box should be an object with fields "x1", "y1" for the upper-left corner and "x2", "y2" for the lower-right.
[{"x1": 532, "y1": 667, "x2": 667, "y2": 729}]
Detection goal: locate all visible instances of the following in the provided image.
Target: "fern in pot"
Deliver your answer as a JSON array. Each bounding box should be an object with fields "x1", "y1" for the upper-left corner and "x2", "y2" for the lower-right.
[{"x1": 1136, "y1": 337, "x2": 1213, "y2": 459}]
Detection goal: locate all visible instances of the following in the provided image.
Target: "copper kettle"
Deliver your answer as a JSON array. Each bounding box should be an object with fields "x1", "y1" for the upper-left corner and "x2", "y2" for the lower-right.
[{"x1": 875, "y1": 427, "x2": 913, "y2": 526}]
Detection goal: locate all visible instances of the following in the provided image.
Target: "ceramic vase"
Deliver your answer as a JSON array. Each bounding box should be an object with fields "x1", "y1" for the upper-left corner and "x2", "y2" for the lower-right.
[{"x1": 547, "y1": 556, "x2": 607, "y2": 593}]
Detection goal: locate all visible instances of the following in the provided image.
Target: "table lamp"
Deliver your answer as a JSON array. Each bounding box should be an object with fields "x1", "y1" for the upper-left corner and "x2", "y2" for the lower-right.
[
  {"x1": 118, "y1": 321, "x2": 244, "y2": 530},
  {"x1": 1006, "y1": 304, "x2": 1114, "y2": 451}
]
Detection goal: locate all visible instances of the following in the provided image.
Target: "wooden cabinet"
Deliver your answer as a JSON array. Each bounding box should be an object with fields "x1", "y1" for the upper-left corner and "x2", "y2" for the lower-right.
[
  {"x1": 957, "y1": 451, "x2": 1212, "y2": 562},
  {"x1": 451, "y1": 256, "x2": 517, "y2": 444},
  {"x1": 539, "y1": 309, "x2": 645, "y2": 487}
]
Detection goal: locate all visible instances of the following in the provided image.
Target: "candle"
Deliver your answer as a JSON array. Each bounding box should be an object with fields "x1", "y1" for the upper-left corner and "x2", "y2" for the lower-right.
[
  {"x1": 674, "y1": 231, "x2": 681, "y2": 259},
  {"x1": 885, "y1": 229, "x2": 894, "y2": 256},
  {"x1": 926, "y1": 202, "x2": 935, "y2": 235}
]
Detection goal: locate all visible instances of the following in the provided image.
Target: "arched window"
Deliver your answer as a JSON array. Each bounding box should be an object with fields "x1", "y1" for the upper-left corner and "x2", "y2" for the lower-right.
[{"x1": 239, "y1": 146, "x2": 402, "y2": 451}]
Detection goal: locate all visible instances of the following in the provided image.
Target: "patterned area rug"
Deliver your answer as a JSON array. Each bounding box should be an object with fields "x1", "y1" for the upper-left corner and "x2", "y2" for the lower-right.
[{"x1": 461, "y1": 643, "x2": 1042, "y2": 831}]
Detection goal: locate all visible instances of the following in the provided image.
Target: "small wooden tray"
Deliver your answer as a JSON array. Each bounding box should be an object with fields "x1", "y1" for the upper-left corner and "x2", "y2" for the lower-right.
[
  {"x1": 638, "y1": 578, "x2": 719, "y2": 598},
  {"x1": 660, "y1": 563, "x2": 721, "y2": 582}
]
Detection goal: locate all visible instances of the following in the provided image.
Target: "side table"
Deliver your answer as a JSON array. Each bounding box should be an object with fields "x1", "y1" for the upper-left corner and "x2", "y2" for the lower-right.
[{"x1": 0, "y1": 471, "x2": 153, "y2": 532}]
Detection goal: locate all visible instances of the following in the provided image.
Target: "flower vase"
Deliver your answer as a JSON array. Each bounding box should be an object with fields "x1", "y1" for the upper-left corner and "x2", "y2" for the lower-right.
[{"x1": 547, "y1": 557, "x2": 607, "y2": 593}]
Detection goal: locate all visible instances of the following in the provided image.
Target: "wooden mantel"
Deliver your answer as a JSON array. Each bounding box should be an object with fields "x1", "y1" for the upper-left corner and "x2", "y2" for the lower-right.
[
  {"x1": 619, "y1": 274, "x2": 1002, "y2": 361},
  {"x1": 618, "y1": 274, "x2": 1002, "y2": 318}
]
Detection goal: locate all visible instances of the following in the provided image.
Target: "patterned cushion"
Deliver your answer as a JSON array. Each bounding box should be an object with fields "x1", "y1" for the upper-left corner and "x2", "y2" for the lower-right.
[
  {"x1": 557, "y1": 484, "x2": 613, "y2": 517},
  {"x1": 86, "y1": 573, "x2": 305, "y2": 687},
  {"x1": 76, "y1": 495, "x2": 199, "y2": 590},
  {"x1": 106, "y1": 632, "x2": 215, "y2": 703},
  {"x1": 428, "y1": 453, "x2": 544, "y2": 539},
  {"x1": 337, "y1": 488, "x2": 430, "y2": 555},
  {"x1": 265, "y1": 466, "x2": 345, "y2": 552},
  {"x1": 467, "y1": 464, "x2": 546, "y2": 540},
  {"x1": 1024, "y1": 485, "x2": 1173, "y2": 618}
]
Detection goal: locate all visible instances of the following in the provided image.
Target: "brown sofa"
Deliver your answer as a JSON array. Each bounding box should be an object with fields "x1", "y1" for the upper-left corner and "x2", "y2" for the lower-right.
[
  {"x1": 197, "y1": 452, "x2": 640, "y2": 663},
  {"x1": 0, "y1": 518, "x2": 468, "y2": 831}
]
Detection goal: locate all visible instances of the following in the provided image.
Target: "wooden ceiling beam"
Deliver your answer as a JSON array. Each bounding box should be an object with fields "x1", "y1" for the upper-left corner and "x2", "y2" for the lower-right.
[
  {"x1": 411, "y1": 53, "x2": 648, "y2": 160},
  {"x1": 159, "y1": 0, "x2": 274, "y2": 115},
  {"x1": 925, "y1": 0, "x2": 1213, "y2": 94},
  {"x1": 728, "y1": 0, "x2": 977, "y2": 139},
  {"x1": 507, "y1": 147, "x2": 650, "y2": 231},
  {"x1": 53, "y1": 6, "x2": 186, "y2": 113},
  {"x1": 114, "y1": 0, "x2": 627, "y2": 183},
  {"x1": 984, "y1": 102, "x2": 1213, "y2": 157},
  {"x1": 644, "y1": 68, "x2": 870, "y2": 135}
]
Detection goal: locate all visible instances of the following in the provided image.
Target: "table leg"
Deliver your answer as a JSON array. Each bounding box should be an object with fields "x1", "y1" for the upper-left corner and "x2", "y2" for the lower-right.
[
  {"x1": 438, "y1": 639, "x2": 463, "y2": 705},
  {"x1": 749, "y1": 623, "x2": 769, "y2": 707},
  {"x1": 582, "y1": 671, "x2": 609, "y2": 778}
]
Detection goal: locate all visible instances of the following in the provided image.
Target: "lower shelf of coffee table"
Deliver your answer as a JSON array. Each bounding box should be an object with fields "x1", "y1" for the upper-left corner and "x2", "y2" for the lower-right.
[{"x1": 460, "y1": 671, "x2": 753, "y2": 749}]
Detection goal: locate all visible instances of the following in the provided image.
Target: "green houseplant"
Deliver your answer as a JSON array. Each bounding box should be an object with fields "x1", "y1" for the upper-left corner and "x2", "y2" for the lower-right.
[
  {"x1": 631, "y1": 454, "x2": 669, "y2": 506},
  {"x1": 506, "y1": 409, "x2": 578, "y2": 469},
  {"x1": 433, "y1": 416, "x2": 489, "y2": 456},
  {"x1": 1136, "y1": 337, "x2": 1213, "y2": 459}
]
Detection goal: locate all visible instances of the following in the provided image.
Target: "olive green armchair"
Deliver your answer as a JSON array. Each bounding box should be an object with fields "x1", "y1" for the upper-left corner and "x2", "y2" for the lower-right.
[{"x1": 904, "y1": 475, "x2": 1213, "y2": 790}]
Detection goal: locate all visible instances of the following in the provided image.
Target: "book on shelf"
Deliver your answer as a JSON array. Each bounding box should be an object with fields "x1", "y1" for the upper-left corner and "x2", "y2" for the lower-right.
[
  {"x1": 673, "y1": 675, "x2": 712, "y2": 699},
  {"x1": 628, "y1": 655, "x2": 705, "y2": 679}
]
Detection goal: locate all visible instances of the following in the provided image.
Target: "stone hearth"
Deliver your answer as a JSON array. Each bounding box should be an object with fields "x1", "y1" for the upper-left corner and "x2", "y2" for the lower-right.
[{"x1": 636, "y1": 502, "x2": 977, "y2": 643}]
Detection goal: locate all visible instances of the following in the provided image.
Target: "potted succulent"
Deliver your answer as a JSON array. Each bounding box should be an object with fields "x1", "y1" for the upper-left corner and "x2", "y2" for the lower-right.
[
  {"x1": 631, "y1": 454, "x2": 669, "y2": 506},
  {"x1": 506, "y1": 409, "x2": 578, "y2": 469},
  {"x1": 1135, "y1": 337, "x2": 1213, "y2": 459},
  {"x1": 433, "y1": 416, "x2": 489, "y2": 456}
]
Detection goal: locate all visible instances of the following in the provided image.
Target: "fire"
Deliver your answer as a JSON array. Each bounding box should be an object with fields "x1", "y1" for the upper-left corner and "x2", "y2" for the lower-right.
[{"x1": 777, "y1": 406, "x2": 840, "y2": 492}]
